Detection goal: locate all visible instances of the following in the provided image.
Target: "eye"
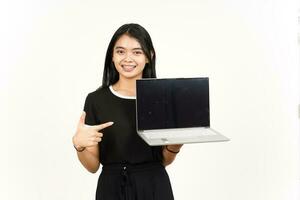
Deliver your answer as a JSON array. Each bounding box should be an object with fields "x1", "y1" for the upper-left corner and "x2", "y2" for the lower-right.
[
  {"x1": 133, "y1": 51, "x2": 143, "y2": 55},
  {"x1": 116, "y1": 49, "x2": 125, "y2": 55}
]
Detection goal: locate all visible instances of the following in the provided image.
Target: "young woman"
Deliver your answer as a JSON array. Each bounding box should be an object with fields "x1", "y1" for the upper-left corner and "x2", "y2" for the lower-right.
[{"x1": 72, "y1": 23, "x2": 183, "y2": 200}]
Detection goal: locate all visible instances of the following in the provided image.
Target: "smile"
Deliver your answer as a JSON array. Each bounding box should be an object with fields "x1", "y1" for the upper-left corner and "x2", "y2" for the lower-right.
[{"x1": 121, "y1": 65, "x2": 136, "y2": 72}]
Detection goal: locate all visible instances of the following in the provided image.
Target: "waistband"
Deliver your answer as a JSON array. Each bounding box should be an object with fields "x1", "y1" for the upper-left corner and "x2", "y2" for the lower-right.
[{"x1": 101, "y1": 162, "x2": 163, "y2": 174}]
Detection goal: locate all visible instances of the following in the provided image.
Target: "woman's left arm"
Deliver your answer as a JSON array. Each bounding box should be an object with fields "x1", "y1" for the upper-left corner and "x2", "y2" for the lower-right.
[{"x1": 162, "y1": 144, "x2": 183, "y2": 166}]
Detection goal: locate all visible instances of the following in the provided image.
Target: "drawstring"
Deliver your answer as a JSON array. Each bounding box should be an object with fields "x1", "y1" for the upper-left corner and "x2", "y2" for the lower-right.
[
  {"x1": 102, "y1": 162, "x2": 162, "y2": 200},
  {"x1": 120, "y1": 166, "x2": 133, "y2": 200}
]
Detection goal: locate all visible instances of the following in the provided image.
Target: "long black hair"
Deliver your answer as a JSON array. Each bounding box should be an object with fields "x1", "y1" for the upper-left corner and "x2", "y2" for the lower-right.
[{"x1": 100, "y1": 23, "x2": 156, "y2": 88}]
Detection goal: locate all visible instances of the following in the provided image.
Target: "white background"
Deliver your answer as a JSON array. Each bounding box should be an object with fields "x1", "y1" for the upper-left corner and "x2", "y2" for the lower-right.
[{"x1": 1, "y1": 0, "x2": 300, "y2": 199}]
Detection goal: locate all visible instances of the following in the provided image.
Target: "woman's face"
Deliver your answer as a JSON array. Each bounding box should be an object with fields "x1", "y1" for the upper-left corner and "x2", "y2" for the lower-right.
[{"x1": 112, "y1": 34, "x2": 148, "y2": 80}]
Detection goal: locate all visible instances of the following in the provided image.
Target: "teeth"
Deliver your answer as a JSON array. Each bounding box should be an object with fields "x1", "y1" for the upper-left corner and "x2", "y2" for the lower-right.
[
  {"x1": 122, "y1": 65, "x2": 136, "y2": 72},
  {"x1": 122, "y1": 65, "x2": 135, "y2": 67}
]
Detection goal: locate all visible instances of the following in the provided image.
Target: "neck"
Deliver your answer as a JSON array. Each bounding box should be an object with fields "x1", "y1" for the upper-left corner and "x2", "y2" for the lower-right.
[{"x1": 113, "y1": 77, "x2": 139, "y2": 96}]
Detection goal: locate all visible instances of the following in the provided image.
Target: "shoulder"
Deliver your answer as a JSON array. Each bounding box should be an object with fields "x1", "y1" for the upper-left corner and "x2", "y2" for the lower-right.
[
  {"x1": 88, "y1": 86, "x2": 109, "y2": 97},
  {"x1": 85, "y1": 86, "x2": 111, "y2": 103}
]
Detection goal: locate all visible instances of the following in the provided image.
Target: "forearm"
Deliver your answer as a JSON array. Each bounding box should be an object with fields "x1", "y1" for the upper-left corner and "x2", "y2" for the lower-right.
[
  {"x1": 162, "y1": 145, "x2": 182, "y2": 166},
  {"x1": 76, "y1": 147, "x2": 100, "y2": 173}
]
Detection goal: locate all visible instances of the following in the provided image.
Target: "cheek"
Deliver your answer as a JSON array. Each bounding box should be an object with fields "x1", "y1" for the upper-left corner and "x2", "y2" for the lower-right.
[
  {"x1": 137, "y1": 57, "x2": 148, "y2": 65},
  {"x1": 112, "y1": 56, "x2": 118, "y2": 63},
  {"x1": 112, "y1": 53, "x2": 123, "y2": 63}
]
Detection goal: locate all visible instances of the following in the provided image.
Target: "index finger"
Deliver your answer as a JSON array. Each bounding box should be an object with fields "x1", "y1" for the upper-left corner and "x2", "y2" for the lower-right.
[{"x1": 93, "y1": 121, "x2": 114, "y2": 131}]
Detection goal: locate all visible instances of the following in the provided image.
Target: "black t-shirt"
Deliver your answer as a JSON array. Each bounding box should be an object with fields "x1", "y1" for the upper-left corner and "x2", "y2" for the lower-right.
[{"x1": 83, "y1": 86, "x2": 163, "y2": 165}]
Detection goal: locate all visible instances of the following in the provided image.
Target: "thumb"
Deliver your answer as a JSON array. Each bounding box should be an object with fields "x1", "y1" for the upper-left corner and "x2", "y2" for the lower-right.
[{"x1": 78, "y1": 111, "x2": 86, "y2": 126}]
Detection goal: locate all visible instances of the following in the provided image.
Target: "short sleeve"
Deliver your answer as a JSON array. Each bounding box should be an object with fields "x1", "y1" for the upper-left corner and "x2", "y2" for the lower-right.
[{"x1": 83, "y1": 93, "x2": 97, "y2": 125}]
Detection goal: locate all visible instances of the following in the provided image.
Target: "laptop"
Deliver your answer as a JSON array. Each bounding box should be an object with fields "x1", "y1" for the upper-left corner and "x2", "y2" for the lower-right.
[{"x1": 136, "y1": 77, "x2": 230, "y2": 146}]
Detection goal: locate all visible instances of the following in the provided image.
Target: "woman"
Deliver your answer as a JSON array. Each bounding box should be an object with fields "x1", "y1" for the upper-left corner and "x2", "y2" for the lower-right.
[{"x1": 72, "y1": 23, "x2": 182, "y2": 200}]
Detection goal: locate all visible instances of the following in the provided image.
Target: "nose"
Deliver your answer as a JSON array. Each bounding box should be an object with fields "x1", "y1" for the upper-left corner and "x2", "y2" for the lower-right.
[{"x1": 123, "y1": 52, "x2": 134, "y2": 62}]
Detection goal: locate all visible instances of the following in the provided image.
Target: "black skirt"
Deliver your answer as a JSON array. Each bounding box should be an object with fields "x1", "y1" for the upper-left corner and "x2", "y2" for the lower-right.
[{"x1": 96, "y1": 162, "x2": 174, "y2": 200}]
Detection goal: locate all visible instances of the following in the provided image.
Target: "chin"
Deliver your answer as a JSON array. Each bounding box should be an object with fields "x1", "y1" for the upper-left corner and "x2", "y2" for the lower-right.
[{"x1": 120, "y1": 73, "x2": 143, "y2": 80}]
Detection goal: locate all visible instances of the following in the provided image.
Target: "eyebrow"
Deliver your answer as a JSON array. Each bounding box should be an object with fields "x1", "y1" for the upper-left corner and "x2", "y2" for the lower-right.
[{"x1": 115, "y1": 46, "x2": 143, "y2": 51}]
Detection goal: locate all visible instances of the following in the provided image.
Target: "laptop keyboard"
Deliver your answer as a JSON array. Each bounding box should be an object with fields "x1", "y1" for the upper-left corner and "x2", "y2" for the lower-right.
[{"x1": 144, "y1": 128, "x2": 217, "y2": 139}]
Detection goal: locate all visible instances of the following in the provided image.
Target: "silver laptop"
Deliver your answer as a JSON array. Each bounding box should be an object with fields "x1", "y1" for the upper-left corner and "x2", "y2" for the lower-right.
[{"x1": 136, "y1": 77, "x2": 230, "y2": 146}]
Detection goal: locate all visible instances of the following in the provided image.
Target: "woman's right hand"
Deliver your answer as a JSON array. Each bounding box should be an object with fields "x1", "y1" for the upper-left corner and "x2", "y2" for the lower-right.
[{"x1": 72, "y1": 111, "x2": 114, "y2": 150}]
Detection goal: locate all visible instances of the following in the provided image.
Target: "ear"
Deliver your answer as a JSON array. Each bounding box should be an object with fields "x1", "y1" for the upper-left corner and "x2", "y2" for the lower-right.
[
  {"x1": 151, "y1": 51, "x2": 154, "y2": 59},
  {"x1": 146, "y1": 51, "x2": 154, "y2": 63}
]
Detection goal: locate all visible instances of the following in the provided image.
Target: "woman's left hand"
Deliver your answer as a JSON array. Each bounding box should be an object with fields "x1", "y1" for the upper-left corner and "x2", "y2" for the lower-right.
[{"x1": 166, "y1": 144, "x2": 183, "y2": 152}]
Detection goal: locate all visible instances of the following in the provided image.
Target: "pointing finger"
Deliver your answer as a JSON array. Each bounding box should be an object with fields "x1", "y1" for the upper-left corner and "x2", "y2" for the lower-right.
[{"x1": 94, "y1": 122, "x2": 114, "y2": 131}]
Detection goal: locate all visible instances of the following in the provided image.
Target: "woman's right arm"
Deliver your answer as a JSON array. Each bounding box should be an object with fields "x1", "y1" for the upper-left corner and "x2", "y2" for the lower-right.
[
  {"x1": 73, "y1": 145, "x2": 100, "y2": 173},
  {"x1": 72, "y1": 112, "x2": 114, "y2": 173}
]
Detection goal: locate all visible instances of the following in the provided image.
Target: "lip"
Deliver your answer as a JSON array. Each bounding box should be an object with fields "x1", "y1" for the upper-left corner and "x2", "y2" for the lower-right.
[
  {"x1": 122, "y1": 65, "x2": 136, "y2": 67},
  {"x1": 121, "y1": 65, "x2": 136, "y2": 72}
]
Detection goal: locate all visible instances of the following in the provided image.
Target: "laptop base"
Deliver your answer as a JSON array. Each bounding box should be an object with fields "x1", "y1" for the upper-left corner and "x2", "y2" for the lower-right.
[{"x1": 138, "y1": 127, "x2": 230, "y2": 146}]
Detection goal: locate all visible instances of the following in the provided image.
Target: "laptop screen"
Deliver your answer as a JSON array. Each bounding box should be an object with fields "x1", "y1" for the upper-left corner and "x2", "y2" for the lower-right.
[{"x1": 136, "y1": 78, "x2": 210, "y2": 130}]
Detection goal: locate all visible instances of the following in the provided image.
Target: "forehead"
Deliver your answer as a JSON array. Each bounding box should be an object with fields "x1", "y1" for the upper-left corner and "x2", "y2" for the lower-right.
[{"x1": 114, "y1": 34, "x2": 142, "y2": 49}]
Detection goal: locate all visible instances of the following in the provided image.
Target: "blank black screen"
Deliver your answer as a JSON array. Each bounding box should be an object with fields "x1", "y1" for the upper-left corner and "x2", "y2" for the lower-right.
[{"x1": 136, "y1": 78, "x2": 210, "y2": 130}]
